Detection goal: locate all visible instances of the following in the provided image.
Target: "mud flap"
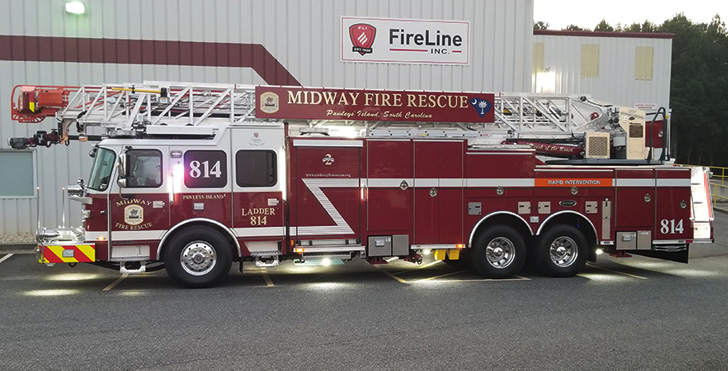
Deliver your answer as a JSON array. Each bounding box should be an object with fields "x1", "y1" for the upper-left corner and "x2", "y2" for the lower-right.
[{"x1": 631, "y1": 246, "x2": 689, "y2": 263}]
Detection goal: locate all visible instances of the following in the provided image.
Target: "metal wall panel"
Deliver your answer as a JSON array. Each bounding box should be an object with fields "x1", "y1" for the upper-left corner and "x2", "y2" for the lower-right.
[
  {"x1": 533, "y1": 32, "x2": 672, "y2": 110},
  {"x1": 0, "y1": 0, "x2": 533, "y2": 235}
]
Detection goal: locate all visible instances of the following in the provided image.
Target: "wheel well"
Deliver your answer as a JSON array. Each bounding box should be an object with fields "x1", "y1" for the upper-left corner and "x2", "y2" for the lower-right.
[
  {"x1": 469, "y1": 213, "x2": 533, "y2": 248},
  {"x1": 537, "y1": 213, "x2": 598, "y2": 261},
  {"x1": 158, "y1": 221, "x2": 239, "y2": 261}
]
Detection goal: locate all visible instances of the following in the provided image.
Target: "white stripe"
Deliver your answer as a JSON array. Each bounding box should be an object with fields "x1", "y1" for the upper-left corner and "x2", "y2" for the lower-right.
[
  {"x1": 302, "y1": 178, "x2": 359, "y2": 187},
  {"x1": 367, "y1": 178, "x2": 414, "y2": 187},
  {"x1": 413, "y1": 179, "x2": 438, "y2": 187},
  {"x1": 0, "y1": 254, "x2": 14, "y2": 264},
  {"x1": 86, "y1": 231, "x2": 108, "y2": 241},
  {"x1": 112, "y1": 230, "x2": 166, "y2": 241},
  {"x1": 232, "y1": 227, "x2": 285, "y2": 237},
  {"x1": 440, "y1": 178, "x2": 465, "y2": 187},
  {"x1": 656, "y1": 179, "x2": 691, "y2": 187},
  {"x1": 300, "y1": 179, "x2": 355, "y2": 235},
  {"x1": 466, "y1": 152, "x2": 533, "y2": 155},
  {"x1": 293, "y1": 139, "x2": 363, "y2": 147},
  {"x1": 412, "y1": 178, "x2": 465, "y2": 187},
  {"x1": 615, "y1": 179, "x2": 655, "y2": 187},
  {"x1": 466, "y1": 178, "x2": 535, "y2": 187},
  {"x1": 296, "y1": 226, "x2": 356, "y2": 236}
]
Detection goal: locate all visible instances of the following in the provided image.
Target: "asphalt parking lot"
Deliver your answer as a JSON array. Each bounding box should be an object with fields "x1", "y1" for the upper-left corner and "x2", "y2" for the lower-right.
[{"x1": 1, "y1": 213, "x2": 728, "y2": 370}]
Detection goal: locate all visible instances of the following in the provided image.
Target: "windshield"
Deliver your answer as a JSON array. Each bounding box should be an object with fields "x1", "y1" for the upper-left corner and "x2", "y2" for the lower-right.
[{"x1": 87, "y1": 148, "x2": 116, "y2": 191}]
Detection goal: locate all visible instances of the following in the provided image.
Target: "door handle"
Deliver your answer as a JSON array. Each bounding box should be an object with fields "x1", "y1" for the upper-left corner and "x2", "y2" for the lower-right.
[{"x1": 429, "y1": 188, "x2": 438, "y2": 197}]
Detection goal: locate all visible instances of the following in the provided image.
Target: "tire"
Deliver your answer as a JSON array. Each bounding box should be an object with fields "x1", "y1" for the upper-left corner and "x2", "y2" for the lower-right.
[
  {"x1": 470, "y1": 226, "x2": 527, "y2": 278},
  {"x1": 164, "y1": 226, "x2": 233, "y2": 288},
  {"x1": 535, "y1": 224, "x2": 588, "y2": 277}
]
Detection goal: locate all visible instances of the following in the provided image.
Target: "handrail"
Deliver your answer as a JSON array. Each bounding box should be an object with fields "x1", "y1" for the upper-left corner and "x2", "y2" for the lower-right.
[{"x1": 676, "y1": 164, "x2": 728, "y2": 209}]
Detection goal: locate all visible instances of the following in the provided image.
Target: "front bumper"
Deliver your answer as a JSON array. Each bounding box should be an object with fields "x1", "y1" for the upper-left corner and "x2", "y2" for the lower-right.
[
  {"x1": 37, "y1": 244, "x2": 96, "y2": 263},
  {"x1": 36, "y1": 228, "x2": 95, "y2": 263}
]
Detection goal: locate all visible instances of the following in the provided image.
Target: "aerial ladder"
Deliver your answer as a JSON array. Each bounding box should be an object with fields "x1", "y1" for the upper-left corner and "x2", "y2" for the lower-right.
[{"x1": 8, "y1": 81, "x2": 657, "y2": 161}]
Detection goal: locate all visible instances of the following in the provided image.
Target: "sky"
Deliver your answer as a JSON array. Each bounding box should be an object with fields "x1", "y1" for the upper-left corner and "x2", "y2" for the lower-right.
[{"x1": 534, "y1": 0, "x2": 728, "y2": 30}]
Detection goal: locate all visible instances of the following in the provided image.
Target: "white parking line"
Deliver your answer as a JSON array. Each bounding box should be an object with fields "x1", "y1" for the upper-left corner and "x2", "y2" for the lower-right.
[
  {"x1": 417, "y1": 269, "x2": 469, "y2": 282},
  {"x1": 374, "y1": 265, "x2": 409, "y2": 284},
  {"x1": 391, "y1": 260, "x2": 443, "y2": 275},
  {"x1": 103, "y1": 273, "x2": 129, "y2": 291},
  {"x1": 0, "y1": 254, "x2": 14, "y2": 264},
  {"x1": 586, "y1": 263, "x2": 648, "y2": 280},
  {"x1": 261, "y1": 269, "x2": 275, "y2": 287}
]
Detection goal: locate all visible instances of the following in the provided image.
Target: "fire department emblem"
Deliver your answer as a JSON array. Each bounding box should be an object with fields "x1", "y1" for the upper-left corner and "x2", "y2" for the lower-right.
[
  {"x1": 349, "y1": 24, "x2": 376, "y2": 56},
  {"x1": 124, "y1": 204, "x2": 144, "y2": 226},
  {"x1": 469, "y1": 97, "x2": 493, "y2": 118},
  {"x1": 259, "y1": 92, "x2": 279, "y2": 114},
  {"x1": 322, "y1": 153, "x2": 335, "y2": 166}
]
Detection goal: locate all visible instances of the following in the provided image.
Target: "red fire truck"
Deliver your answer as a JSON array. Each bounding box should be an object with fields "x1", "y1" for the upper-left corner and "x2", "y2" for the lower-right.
[{"x1": 8, "y1": 82, "x2": 714, "y2": 287}]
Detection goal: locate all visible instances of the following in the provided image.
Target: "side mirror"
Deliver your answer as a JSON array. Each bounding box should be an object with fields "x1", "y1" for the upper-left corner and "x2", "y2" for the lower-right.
[{"x1": 117, "y1": 151, "x2": 130, "y2": 188}]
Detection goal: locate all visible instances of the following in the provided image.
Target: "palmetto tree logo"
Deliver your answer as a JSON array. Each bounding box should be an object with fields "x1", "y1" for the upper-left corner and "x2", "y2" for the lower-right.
[{"x1": 469, "y1": 98, "x2": 493, "y2": 118}]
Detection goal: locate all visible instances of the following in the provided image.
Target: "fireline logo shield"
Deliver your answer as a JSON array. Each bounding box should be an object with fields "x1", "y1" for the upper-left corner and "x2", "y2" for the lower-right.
[{"x1": 349, "y1": 23, "x2": 376, "y2": 55}]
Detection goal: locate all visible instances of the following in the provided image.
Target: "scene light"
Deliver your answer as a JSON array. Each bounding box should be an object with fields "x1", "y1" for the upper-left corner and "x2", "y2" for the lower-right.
[{"x1": 65, "y1": 1, "x2": 85, "y2": 14}]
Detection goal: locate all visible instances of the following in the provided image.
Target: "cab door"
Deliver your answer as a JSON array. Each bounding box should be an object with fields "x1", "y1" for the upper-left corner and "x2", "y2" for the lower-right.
[
  {"x1": 231, "y1": 127, "x2": 286, "y2": 255},
  {"x1": 109, "y1": 147, "x2": 170, "y2": 260}
]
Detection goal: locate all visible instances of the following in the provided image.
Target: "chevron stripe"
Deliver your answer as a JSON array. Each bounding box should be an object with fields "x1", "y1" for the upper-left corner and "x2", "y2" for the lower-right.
[{"x1": 42, "y1": 245, "x2": 95, "y2": 263}]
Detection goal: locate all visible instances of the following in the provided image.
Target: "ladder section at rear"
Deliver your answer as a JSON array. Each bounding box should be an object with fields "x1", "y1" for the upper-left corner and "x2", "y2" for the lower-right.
[{"x1": 691, "y1": 166, "x2": 714, "y2": 242}]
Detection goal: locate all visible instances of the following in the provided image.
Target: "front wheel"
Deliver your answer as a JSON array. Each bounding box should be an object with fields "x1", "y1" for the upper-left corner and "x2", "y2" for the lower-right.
[
  {"x1": 164, "y1": 226, "x2": 233, "y2": 288},
  {"x1": 536, "y1": 224, "x2": 588, "y2": 277},
  {"x1": 470, "y1": 226, "x2": 526, "y2": 278}
]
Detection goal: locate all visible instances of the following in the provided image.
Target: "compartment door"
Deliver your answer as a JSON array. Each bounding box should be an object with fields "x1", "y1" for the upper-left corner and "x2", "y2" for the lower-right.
[
  {"x1": 366, "y1": 140, "x2": 413, "y2": 236},
  {"x1": 413, "y1": 140, "x2": 464, "y2": 245}
]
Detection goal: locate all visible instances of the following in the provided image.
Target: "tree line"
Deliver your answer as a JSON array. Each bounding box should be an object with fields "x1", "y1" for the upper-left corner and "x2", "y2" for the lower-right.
[{"x1": 535, "y1": 15, "x2": 728, "y2": 167}]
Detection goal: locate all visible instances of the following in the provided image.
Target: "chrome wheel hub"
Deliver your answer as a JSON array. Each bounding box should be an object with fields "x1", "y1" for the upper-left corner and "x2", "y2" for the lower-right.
[
  {"x1": 181, "y1": 241, "x2": 217, "y2": 276},
  {"x1": 485, "y1": 237, "x2": 515, "y2": 268},
  {"x1": 549, "y1": 236, "x2": 578, "y2": 267}
]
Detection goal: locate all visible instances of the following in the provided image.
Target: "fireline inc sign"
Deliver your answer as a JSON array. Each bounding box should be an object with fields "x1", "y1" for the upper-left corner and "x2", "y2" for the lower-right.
[
  {"x1": 255, "y1": 86, "x2": 494, "y2": 123},
  {"x1": 341, "y1": 16, "x2": 470, "y2": 65}
]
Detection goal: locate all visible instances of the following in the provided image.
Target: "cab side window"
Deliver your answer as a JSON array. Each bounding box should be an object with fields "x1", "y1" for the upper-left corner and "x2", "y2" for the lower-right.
[
  {"x1": 127, "y1": 149, "x2": 162, "y2": 188},
  {"x1": 236, "y1": 150, "x2": 276, "y2": 187}
]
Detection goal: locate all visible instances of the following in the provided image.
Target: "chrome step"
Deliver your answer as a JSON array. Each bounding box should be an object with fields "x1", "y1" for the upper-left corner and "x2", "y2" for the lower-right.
[{"x1": 254, "y1": 255, "x2": 280, "y2": 268}]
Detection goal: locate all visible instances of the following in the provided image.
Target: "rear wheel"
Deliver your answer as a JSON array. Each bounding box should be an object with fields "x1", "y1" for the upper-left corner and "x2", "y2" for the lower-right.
[
  {"x1": 470, "y1": 226, "x2": 526, "y2": 278},
  {"x1": 536, "y1": 224, "x2": 588, "y2": 277},
  {"x1": 164, "y1": 226, "x2": 233, "y2": 288}
]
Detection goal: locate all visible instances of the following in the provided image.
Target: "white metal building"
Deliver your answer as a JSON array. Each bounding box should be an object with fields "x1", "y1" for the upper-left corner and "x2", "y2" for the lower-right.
[
  {"x1": 0, "y1": 0, "x2": 534, "y2": 237},
  {"x1": 532, "y1": 30, "x2": 673, "y2": 110}
]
